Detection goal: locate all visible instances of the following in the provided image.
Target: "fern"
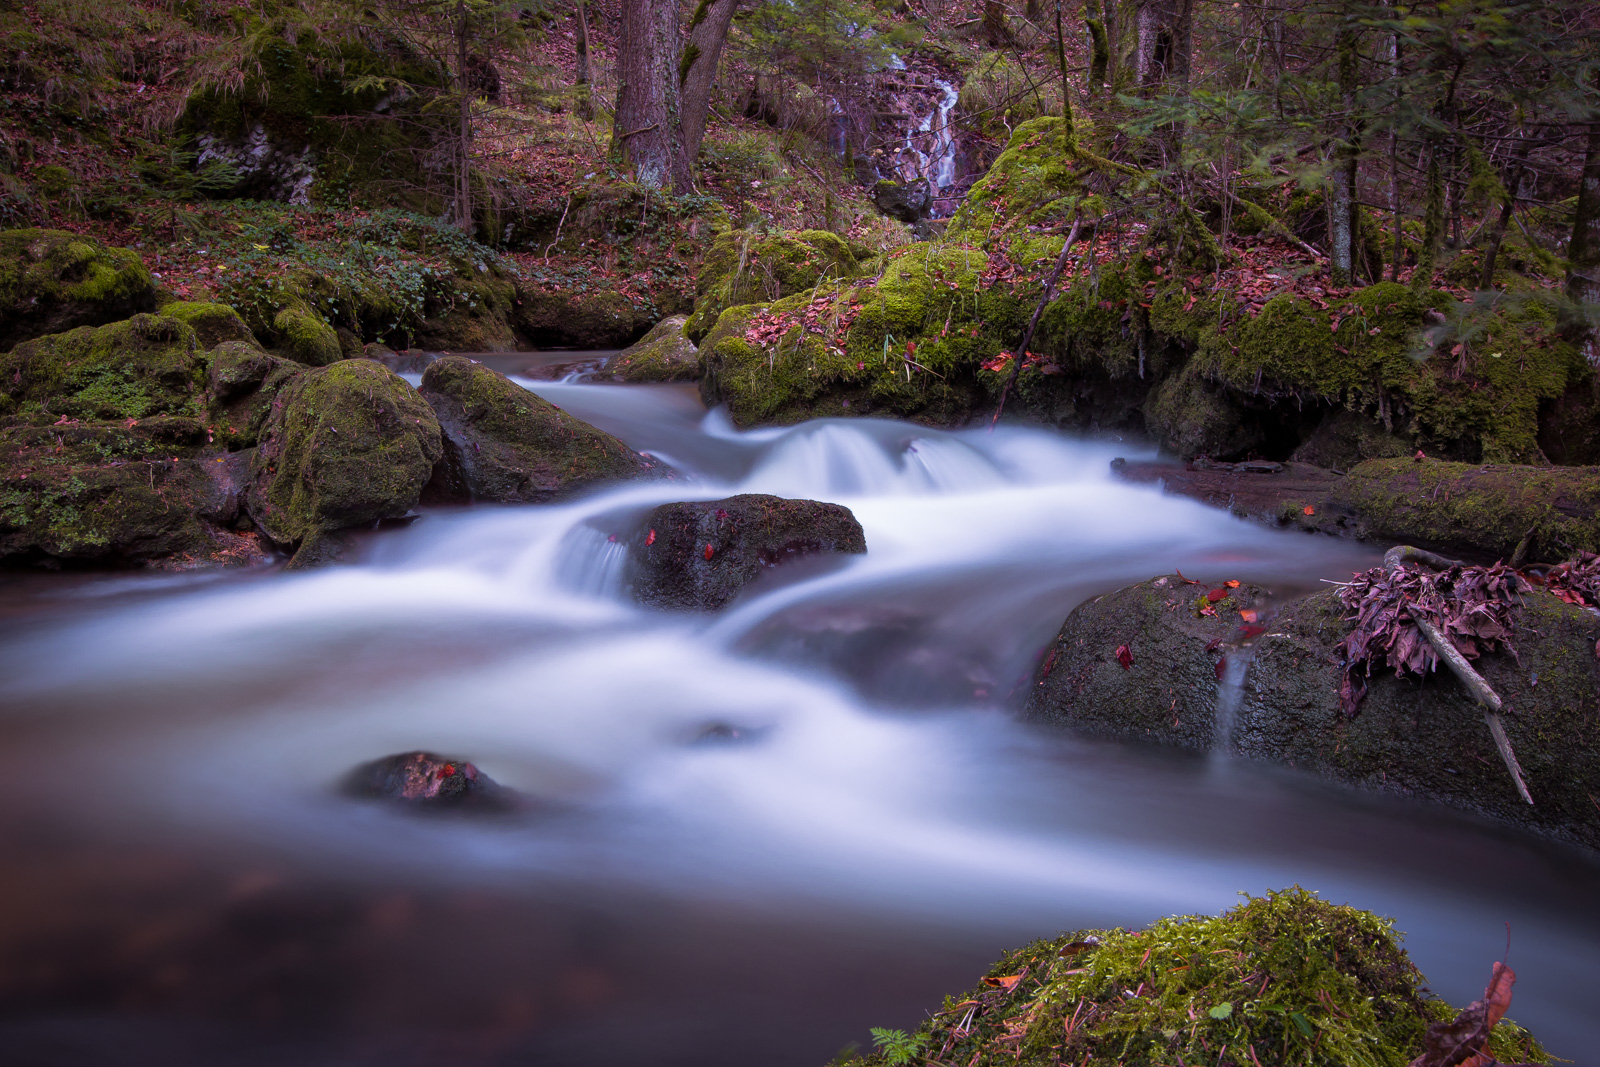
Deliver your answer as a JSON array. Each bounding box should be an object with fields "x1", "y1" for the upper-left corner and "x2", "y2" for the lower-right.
[{"x1": 868, "y1": 1026, "x2": 926, "y2": 1066}]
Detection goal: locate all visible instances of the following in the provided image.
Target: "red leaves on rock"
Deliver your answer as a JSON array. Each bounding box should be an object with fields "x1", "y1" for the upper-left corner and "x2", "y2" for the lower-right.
[
  {"x1": 1115, "y1": 644, "x2": 1134, "y2": 669},
  {"x1": 1544, "y1": 551, "x2": 1600, "y2": 608},
  {"x1": 1207, "y1": 588, "x2": 1229, "y2": 602},
  {"x1": 703, "y1": 543, "x2": 714, "y2": 561},
  {"x1": 1407, "y1": 962, "x2": 1527, "y2": 1067},
  {"x1": 1214, "y1": 656, "x2": 1227, "y2": 680},
  {"x1": 645, "y1": 528, "x2": 656, "y2": 546},
  {"x1": 1336, "y1": 561, "x2": 1526, "y2": 717}
]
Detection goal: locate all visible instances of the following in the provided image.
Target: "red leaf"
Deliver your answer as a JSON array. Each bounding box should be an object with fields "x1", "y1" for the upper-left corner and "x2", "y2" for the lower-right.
[
  {"x1": 645, "y1": 528, "x2": 656, "y2": 546},
  {"x1": 1215, "y1": 656, "x2": 1226, "y2": 680},
  {"x1": 703, "y1": 543, "x2": 714, "y2": 560},
  {"x1": 1115, "y1": 644, "x2": 1134, "y2": 669},
  {"x1": 1224, "y1": 579, "x2": 1240, "y2": 588},
  {"x1": 1303, "y1": 505, "x2": 1316, "y2": 515},
  {"x1": 1207, "y1": 588, "x2": 1228, "y2": 602}
]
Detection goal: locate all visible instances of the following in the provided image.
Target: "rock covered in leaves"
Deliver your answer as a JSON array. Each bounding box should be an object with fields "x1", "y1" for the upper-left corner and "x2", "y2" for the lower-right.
[
  {"x1": 342, "y1": 751, "x2": 513, "y2": 811},
  {"x1": 246, "y1": 358, "x2": 442, "y2": 568},
  {"x1": 603, "y1": 315, "x2": 700, "y2": 383},
  {"x1": 627, "y1": 494, "x2": 867, "y2": 611},
  {"x1": 0, "y1": 228, "x2": 157, "y2": 352},
  {"x1": 1025, "y1": 572, "x2": 1600, "y2": 849},
  {"x1": 836, "y1": 888, "x2": 1546, "y2": 1067},
  {"x1": 418, "y1": 355, "x2": 658, "y2": 504}
]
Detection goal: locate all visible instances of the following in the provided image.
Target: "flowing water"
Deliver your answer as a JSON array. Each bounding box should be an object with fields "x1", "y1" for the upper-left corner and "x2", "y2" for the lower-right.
[{"x1": 1, "y1": 372, "x2": 1597, "y2": 1066}]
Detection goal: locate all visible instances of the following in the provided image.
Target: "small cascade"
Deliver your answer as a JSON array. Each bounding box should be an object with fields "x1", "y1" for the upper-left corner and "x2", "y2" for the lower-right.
[{"x1": 1211, "y1": 649, "x2": 1251, "y2": 759}]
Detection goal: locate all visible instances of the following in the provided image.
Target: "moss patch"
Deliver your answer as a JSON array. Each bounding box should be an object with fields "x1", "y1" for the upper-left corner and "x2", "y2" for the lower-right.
[
  {"x1": 604, "y1": 315, "x2": 699, "y2": 383},
  {"x1": 272, "y1": 302, "x2": 342, "y2": 366},
  {"x1": 0, "y1": 314, "x2": 206, "y2": 421},
  {"x1": 0, "y1": 228, "x2": 156, "y2": 351},
  {"x1": 159, "y1": 300, "x2": 258, "y2": 350},
  {"x1": 686, "y1": 228, "x2": 866, "y2": 341},
  {"x1": 842, "y1": 889, "x2": 1545, "y2": 1067}
]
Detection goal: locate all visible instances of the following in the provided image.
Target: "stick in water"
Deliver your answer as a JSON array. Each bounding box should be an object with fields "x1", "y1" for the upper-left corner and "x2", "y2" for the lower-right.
[{"x1": 1405, "y1": 603, "x2": 1534, "y2": 805}]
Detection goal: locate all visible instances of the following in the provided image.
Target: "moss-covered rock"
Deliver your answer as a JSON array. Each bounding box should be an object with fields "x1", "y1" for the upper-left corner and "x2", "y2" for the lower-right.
[
  {"x1": 0, "y1": 229, "x2": 157, "y2": 352},
  {"x1": 626, "y1": 494, "x2": 867, "y2": 611},
  {"x1": 0, "y1": 418, "x2": 262, "y2": 567},
  {"x1": 205, "y1": 341, "x2": 303, "y2": 450},
  {"x1": 685, "y1": 228, "x2": 866, "y2": 341},
  {"x1": 418, "y1": 355, "x2": 655, "y2": 504},
  {"x1": 246, "y1": 359, "x2": 442, "y2": 566},
  {"x1": 1334, "y1": 458, "x2": 1600, "y2": 561},
  {"x1": 0, "y1": 314, "x2": 206, "y2": 422},
  {"x1": 840, "y1": 888, "x2": 1546, "y2": 1067},
  {"x1": 413, "y1": 264, "x2": 519, "y2": 352},
  {"x1": 603, "y1": 315, "x2": 699, "y2": 383},
  {"x1": 272, "y1": 302, "x2": 343, "y2": 366},
  {"x1": 514, "y1": 288, "x2": 655, "y2": 349},
  {"x1": 1025, "y1": 574, "x2": 1600, "y2": 849},
  {"x1": 1291, "y1": 409, "x2": 1412, "y2": 470},
  {"x1": 1142, "y1": 360, "x2": 1262, "y2": 460},
  {"x1": 158, "y1": 300, "x2": 258, "y2": 350}
]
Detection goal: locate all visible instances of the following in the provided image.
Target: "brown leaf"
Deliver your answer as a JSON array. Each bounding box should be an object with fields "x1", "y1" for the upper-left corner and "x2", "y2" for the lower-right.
[{"x1": 983, "y1": 973, "x2": 1024, "y2": 991}]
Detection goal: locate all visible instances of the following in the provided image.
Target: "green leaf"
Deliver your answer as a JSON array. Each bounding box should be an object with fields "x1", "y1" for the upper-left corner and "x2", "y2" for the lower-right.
[
  {"x1": 1208, "y1": 1001, "x2": 1234, "y2": 1020},
  {"x1": 1291, "y1": 1010, "x2": 1315, "y2": 1037}
]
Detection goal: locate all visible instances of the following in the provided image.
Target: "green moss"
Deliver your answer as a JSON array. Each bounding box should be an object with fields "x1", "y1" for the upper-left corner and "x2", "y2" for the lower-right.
[
  {"x1": 0, "y1": 314, "x2": 206, "y2": 420},
  {"x1": 843, "y1": 889, "x2": 1545, "y2": 1067},
  {"x1": 0, "y1": 228, "x2": 156, "y2": 350},
  {"x1": 159, "y1": 300, "x2": 258, "y2": 350},
  {"x1": 272, "y1": 302, "x2": 343, "y2": 365},
  {"x1": 946, "y1": 117, "x2": 1090, "y2": 243},
  {"x1": 686, "y1": 228, "x2": 866, "y2": 340},
  {"x1": 605, "y1": 315, "x2": 699, "y2": 383},
  {"x1": 246, "y1": 359, "x2": 442, "y2": 548}
]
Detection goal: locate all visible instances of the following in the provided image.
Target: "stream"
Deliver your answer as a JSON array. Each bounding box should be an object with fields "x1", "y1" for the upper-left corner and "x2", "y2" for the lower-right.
[{"x1": 1, "y1": 364, "x2": 1597, "y2": 1066}]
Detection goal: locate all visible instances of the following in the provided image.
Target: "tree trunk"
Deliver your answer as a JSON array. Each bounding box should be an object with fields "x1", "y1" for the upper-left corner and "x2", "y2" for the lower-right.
[
  {"x1": 1085, "y1": 0, "x2": 1110, "y2": 94},
  {"x1": 1134, "y1": 0, "x2": 1193, "y2": 93},
  {"x1": 1478, "y1": 131, "x2": 1531, "y2": 291},
  {"x1": 573, "y1": 0, "x2": 593, "y2": 121},
  {"x1": 676, "y1": 0, "x2": 740, "y2": 186},
  {"x1": 1567, "y1": 105, "x2": 1600, "y2": 366},
  {"x1": 611, "y1": 0, "x2": 681, "y2": 192},
  {"x1": 1387, "y1": 12, "x2": 1401, "y2": 281},
  {"x1": 1054, "y1": 1, "x2": 1074, "y2": 131},
  {"x1": 1412, "y1": 149, "x2": 1444, "y2": 294},
  {"x1": 984, "y1": 0, "x2": 1008, "y2": 43},
  {"x1": 1329, "y1": 20, "x2": 1361, "y2": 285},
  {"x1": 454, "y1": 1, "x2": 473, "y2": 232}
]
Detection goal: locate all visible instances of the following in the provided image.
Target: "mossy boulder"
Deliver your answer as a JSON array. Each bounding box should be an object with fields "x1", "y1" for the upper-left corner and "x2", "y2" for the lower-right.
[
  {"x1": 839, "y1": 888, "x2": 1546, "y2": 1067},
  {"x1": 1025, "y1": 575, "x2": 1600, "y2": 849},
  {"x1": 158, "y1": 301, "x2": 258, "y2": 350},
  {"x1": 699, "y1": 245, "x2": 1022, "y2": 427},
  {"x1": 685, "y1": 228, "x2": 865, "y2": 342},
  {"x1": 246, "y1": 359, "x2": 442, "y2": 566},
  {"x1": 418, "y1": 355, "x2": 656, "y2": 504},
  {"x1": 205, "y1": 341, "x2": 303, "y2": 450},
  {"x1": 272, "y1": 302, "x2": 343, "y2": 365},
  {"x1": 413, "y1": 264, "x2": 519, "y2": 352},
  {"x1": 1142, "y1": 360, "x2": 1262, "y2": 460},
  {"x1": 626, "y1": 494, "x2": 867, "y2": 611},
  {"x1": 1334, "y1": 459, "x2": 1600, "y2": 561},
  {"x1": 0, "y1": 229, "x2": 156, "y2": 352},
  {"x1": 514, "y1": 288, "x2": 654, "y2": 349},
  {"x1": 872, "y1": 179, "x2": 932, "y2": 224},
  {"x1": 0, "y1": 418, "x2": 261, "y2": 567},
  {"x1": 1291, "y1": 409, "x2": 1412, "y2": 470},
  {"x1": 603, "y1": 315, "x2": 699, "y2": 383},
  {"x1": 0, "y1": 314, "x2": 206, "y2": 422}
]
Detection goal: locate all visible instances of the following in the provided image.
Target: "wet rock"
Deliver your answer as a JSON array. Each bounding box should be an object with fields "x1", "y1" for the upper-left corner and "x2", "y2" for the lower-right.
[
  {"x1": 342, "y1": 751, "x2": 513, "y2": 811},
  {"x1": 603, "y1": 315, "x2": 699, "y2": 383},
  {"x1": 689, "y1": 722, "x2": 770, "y2": 745},
  {"x1": 1111, "y1": 458, "x2": 1355, "y2": 534},
  {"x1": 1142, "y1": 360, "x2": 1263, "y2": 461},
  {"x1": 0, "y1": 229, "x2": 156, "y2": 352},
  {"x1": 627, "y1": 494, "x2": 867, "y2": 611},
  {"x1": 515, "y1": 288, "x2": 656, "y2": 349},
  {"x1": 1025, "y1": 575, "x2": 1600, "y2": 849},
  {"x1": 1332, "y1": 458, "x2": 1600, "y2": 562},
  {"x1": 246, "y1": 359, "x2": 442, "y2": 567},
  {"x1": 873, "y1": 178, "x2": 932, "y2": 224},
  {"x1": 418, "y1": 355, "x2": 658, "y2": 504}
]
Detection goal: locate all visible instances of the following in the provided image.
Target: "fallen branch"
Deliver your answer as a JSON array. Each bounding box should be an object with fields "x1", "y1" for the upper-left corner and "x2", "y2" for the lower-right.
[
  {"x1": 990, "y1": 213, "x2": 1083, "y2": 428},
  {"x1": 1405, "y1": 603, "x2": 1534, "y2": 806},
  {"x1": 1384, "y1": 544, "x2": 1466, "y2": 572}
]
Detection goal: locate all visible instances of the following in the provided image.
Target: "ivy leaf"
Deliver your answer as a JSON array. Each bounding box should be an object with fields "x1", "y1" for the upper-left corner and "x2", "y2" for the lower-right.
[{"x1": 1209, "y1": 1001, "x2": 1233, "y2": 1019}]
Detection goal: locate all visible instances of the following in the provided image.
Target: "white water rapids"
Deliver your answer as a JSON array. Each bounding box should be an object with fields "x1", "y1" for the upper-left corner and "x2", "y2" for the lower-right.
[{"x1": 0, "y1": 374, "x2": 1596, "y2": 1065}]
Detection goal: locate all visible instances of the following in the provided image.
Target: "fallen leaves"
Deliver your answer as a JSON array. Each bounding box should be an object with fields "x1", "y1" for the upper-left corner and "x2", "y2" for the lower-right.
[
  {"x1": 982, "y1": 974, "x2": 1024, "y2": 991},
  {"x1": 1115, "y1": 644, "x2": 1134, "y2": 670},
  {"x1": 1337, "y1": 561, "x2": 1526, "y2": 717},
  {"x1": 1407, "y1": 961, "x2": 1534, "y2": 1067}
]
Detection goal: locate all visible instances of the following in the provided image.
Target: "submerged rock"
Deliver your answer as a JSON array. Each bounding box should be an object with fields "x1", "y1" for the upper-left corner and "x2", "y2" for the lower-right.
[
  {"x1": 419, "y1": 355, "x2": 657, "y2": 504},
  {"x1": 246, "y1": 359, "x2": 442, "y2": 568},
  {"x1": 835, "y1": 888, "x2": 1546, "y2": 1067},
  {"x1": 342, "y1": 751, "x2": 513, "y2": 811},
  {"x1": 1025, "y1": 574, "x2": 1600, "y2": 849},
  {"x1": 627, "y1": 494, "x2": 867, "y2": 611},
  {"x1": 0, "y1": 228, "x2": 156, "y2": 352},
  {"x1": 603, "y1": 315, "x2": 699, "y2": 383}
]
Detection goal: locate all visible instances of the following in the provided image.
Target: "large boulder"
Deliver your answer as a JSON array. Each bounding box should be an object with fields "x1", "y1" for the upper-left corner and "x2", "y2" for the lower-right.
[
  {"x1": 418, "y1": 355, "x2": 657, "y2": 504},
  {"x1": 157, "y1": 300, "x2": 258, "y2": 350},
  {"x1": 627, "y1": 494, "x2": 867, "y2": 611},
  {"x1": 1025, "y1": 575, "x2": 1600, "y2": 849},
  {"x1": 685, "y1": 229, "x2": 865, "y2": 341},
  {"x1": 246, "y1": 359, "x2": 442, "y2": 567},
  {"x1": 0, "y1": 313, "x2": 207, "y2": 422},
  {"x1": 0, "y1": 229, "x2": 156, "y2": 351},
  {"x1": 602, "y1": 315, "x2": 699, "y2": 383}
]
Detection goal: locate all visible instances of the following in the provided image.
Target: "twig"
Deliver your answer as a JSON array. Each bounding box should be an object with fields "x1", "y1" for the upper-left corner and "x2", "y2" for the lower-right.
[
  {"x1": 543, "y1": 191, "x2": 573, "y2": 262},
  {"x1": 1405, "y1": 603, "x2": 1534, "y2": 805},
  {"x1": 990, "y1": 213, "x2": 1083, "y2": 428}
]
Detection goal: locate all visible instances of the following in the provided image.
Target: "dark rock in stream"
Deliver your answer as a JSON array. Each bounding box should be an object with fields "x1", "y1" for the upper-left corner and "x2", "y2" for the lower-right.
[
  {"x1": 419, "y1": 355, "x2": 661, "y2": 504},
  {"x1": 627, "y1": 494, "x2": 867, "y2": 611},
  {"x1": 1025, "y1": 575, "x2": 1600, "y2": 850},
  {"x1": 343, "y1": 751, "x2": 515, "y2": 811}
]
